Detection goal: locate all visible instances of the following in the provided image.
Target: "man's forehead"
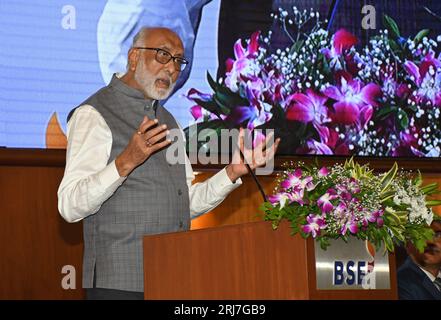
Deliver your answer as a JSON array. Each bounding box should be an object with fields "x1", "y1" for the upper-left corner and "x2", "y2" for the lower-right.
[{"x1": 144, "y1": 30, "x2": 183, "y2": 52}]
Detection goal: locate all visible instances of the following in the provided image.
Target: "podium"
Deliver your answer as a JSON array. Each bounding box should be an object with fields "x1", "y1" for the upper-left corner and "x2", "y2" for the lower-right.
[{"x1": 143, "y1": 221, "x2": 397, "y2": 299}]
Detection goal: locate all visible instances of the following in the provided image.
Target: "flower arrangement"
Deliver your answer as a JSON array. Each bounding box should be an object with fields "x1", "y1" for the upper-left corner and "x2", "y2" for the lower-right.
[
  {"x1": 185, "y1": 7, "x2": 441, "y2": 157},
  {"x1": 260, "y1": 158, "x2": 441, "y2": 252}
]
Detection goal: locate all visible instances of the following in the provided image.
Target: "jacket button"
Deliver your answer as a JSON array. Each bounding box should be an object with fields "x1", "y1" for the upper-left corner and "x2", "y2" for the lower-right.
[{"x1": 178, "y1": 189, "x2": 182, "y2": 195}]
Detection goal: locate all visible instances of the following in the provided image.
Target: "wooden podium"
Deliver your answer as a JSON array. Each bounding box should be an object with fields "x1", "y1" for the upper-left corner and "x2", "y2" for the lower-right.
[{"x1": 143, "y1": 221, "x2": 397, "y2": 300}]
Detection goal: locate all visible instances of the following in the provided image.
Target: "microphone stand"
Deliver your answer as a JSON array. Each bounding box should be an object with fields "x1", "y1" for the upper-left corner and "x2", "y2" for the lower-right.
[
  {"x1": 423, "y1": 6, "x2": 441, "y2": 23},
  {"x1": 326, "y1": 0, "x2": 341, "y2": 31},
  {"x1": 213, "y1": 115, "x2": 268, "y2": 203},
  {"x1": 241, "y1": 152, "x2": 268, "y2": 203}
]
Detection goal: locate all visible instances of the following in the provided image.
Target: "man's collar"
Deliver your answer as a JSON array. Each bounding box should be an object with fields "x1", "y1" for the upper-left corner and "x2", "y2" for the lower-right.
[
  {"x1": 418, "y1": 265, "x2": 437, "y2": 282},
  {"x1": 109, "y1": 73, "x2": 157, "y2": 109}
]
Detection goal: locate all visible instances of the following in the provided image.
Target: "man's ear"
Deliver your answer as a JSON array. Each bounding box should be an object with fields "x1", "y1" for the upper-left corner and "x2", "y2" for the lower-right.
[{"x1": 127, "y1": 48, "x2": 139, "y2": 72}]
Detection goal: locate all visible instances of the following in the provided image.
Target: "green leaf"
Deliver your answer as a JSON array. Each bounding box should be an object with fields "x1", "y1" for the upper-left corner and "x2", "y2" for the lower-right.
[
  {"x1": 380, "y1": 190, "x2": 396, "y2": 203},
  {"x1": 192, "y1": 98, "x2": 223, "y2": 118},
  {"x1": 414, "y1": 171, "x2": 423, "y2": 187},
  {"x1": 289, "y1": 40, "x2": 305, "y2": 55},
  {"x1": 383, "y1": 15, "x2": 401, "y2": 39},
  {"x1": 426, "y1": 200, "x2": 441, "y2": 206},
  {"x1": 424, "y1": 189, "x2": 441, "y2": 196},
  {"x1": 397, "y1": 110, "x2": 409, "y2": 130},
  {"x1": 414, "y1": 238, "x2": 428, "y2": 253},
  {"x1": 213, "y1": 86, "x2": 250, "y2": 116},
  {"x1": 388, "y1": 39, "x2": 401, "y2": 53},
  {"x1": 213, "y1": 93, "x2": 232, "y2": 115},
  {"x1": 420, "y1": 182, "x2": 439, "y2": 193},
  {"x1": 380, "y1": 162, "x2": 398, "y2": 194},
  {"x1": 387, "y1": 225, "x2": 406, "y2": 242},
  {"x1": 375, "y1": 105, "x2": 396, "y2": 120},
  {"x1": 206, "y1": 71, "x2": 219, "y2": 91},
  {"x1": 319, "y1": 54, "x2": 331, "y2": 75},
  {"x1": 318, "y1": 237, "x2": 330, "y2": 251},
  {"x1": 414, "y1": 29, "x2": 430, "y2": 43},
  {"x1": 407, "y1": 104, "x2": 417, "y2": 112},
  {"x1": 383, "y1": 234, "x2": 395, "y2": 252}
]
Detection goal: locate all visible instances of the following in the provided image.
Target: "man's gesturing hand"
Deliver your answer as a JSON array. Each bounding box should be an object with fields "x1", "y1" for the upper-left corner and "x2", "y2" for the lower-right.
[
  {"x1": 115, "y1": 116, "x2": 171, "y2": 177},
  {"x1": 226, "y1": 128, "x2": 280, "y2": 182}
]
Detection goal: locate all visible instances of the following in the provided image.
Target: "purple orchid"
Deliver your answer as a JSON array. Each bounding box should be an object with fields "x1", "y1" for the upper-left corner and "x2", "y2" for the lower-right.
[
  {"x1": 190, "y1": 105, "x2": 203, "y2": 121},
  {"x1": 317, "y1": 189, "x2": 338, "y2": 213},
  {"x1": 225, "y1": 75, "x2": 273, "y2": 130},
  {"x1": 185, "y1": 88, "x2": 216, "y2": 121},
  {"x1": 225, "y1": 104, "x2": 272, "y2": 130},
  {"x1": 324, "y1": 76, "x2": 382, "y2": 126},
  {"x1": 261, "y1": 68, "x2": 286, "y2": 105},
  {"x1": 278, "y1": 170, "x2": 314, "y2": 205},
  {"x1": 318, "y1": 167, "x2": 329, "y2": 177},
  {"x1": 325, "y1": 128, "x2": 350, "y2": 155},
  {"x1": 404, "y1": 51, "x2": 441, "y2": 106},
  {"x1": 392, "y1": 126, "x2": 425, "y2": 157},
  {"x1": 186, "y1": 88, "x2": 213, "y2": 102},
  {"x1": 302, "y1": 214, "x2": 327, "y2": 238},
  {"x1": 268, "y1": 192, "x2": 293, "y2": 209},
  {"x1": 224, "y1": 31, "x2": 261, "y2": 93},
  {"x1": 299, "y1": 139, "x2": 334, "y2": 155},
  {"x1": 280, "y1": 169, "x2": 303, "y2": 189},
  {"x1": 363, "y1": 210, "x2": 384, "y2": 227},
  {"x1": 333, "y1": 201, "x2": 359, "y2": 235},
  {"x1": 337, "y1": 186, "x2": 353, "y2": 201},
  {"x1": 300, "y1": 176, "x2": 316, "y2": 192},
  {"x1": 338, "y1": 178, "x2": 360, "y2": 195},
  {"x1": 322, "y1": 29, "x2": 358, "y2": 69},
  {"x1": 340, "y1": 218, "x2": 359, "y2": 235},
  {"x1": 289, "y1": 189, "x2": 305, "y2": 206},
  {"x1": 285, "y1": 89, "x2": 330, "y2": 143}
]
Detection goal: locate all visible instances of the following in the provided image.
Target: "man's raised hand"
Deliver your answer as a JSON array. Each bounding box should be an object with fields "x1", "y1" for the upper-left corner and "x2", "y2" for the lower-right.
[{"x1": 115, "y1": 116, "x2": 171, "y2": 177}]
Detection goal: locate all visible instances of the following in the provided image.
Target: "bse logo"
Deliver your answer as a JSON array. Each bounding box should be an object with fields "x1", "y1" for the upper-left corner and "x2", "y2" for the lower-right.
[{"x1": 333, "y1": 242, "x2": 377, "y2": 289}]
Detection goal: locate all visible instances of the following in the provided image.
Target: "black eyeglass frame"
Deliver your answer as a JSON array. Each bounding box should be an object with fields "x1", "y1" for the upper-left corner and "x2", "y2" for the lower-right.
[{"x1": 134, "y1": 47, "x2": 188, "y2": 71}]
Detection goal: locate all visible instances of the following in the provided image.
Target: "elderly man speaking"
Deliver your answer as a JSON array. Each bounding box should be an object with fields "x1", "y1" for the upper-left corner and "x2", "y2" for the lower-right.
[{"x1": 58, "y1": 27, "x2": 279, "y2": 300}]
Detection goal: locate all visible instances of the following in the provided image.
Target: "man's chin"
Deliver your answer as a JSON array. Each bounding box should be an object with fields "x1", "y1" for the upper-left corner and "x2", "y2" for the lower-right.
[{"x1": 152, "y1": 89, "x2": 172, "y2": 100}]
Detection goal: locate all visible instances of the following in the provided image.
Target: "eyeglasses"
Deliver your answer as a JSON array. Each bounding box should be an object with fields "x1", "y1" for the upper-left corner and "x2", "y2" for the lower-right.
[{"x1": 134, "y1": 47, "x2": 188, "y2": 71}]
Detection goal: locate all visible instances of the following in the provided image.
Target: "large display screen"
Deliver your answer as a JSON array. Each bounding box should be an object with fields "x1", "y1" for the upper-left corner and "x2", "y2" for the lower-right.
[{"x1": 1, "y1": 0, "x2": 441, "y2": 158}]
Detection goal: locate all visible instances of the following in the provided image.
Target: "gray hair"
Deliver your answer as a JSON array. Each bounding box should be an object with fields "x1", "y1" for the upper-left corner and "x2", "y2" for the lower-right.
[
  {"x1": 132, "y1": 27, "x2": 151, "y2": 48},
  {"x1": 126, "y1": 27, "x2": 151, "y2": 70}
]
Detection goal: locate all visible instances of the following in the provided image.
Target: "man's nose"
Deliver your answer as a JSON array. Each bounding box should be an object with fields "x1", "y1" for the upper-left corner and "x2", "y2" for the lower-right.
[{"x1": 162, "y1": 60, "x2": 178, "y2": 75}]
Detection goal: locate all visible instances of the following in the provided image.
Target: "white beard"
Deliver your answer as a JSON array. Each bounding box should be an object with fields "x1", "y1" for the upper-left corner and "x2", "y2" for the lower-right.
[{"x1": 134, "y1": 59, "x2": 176, "y2": 100}]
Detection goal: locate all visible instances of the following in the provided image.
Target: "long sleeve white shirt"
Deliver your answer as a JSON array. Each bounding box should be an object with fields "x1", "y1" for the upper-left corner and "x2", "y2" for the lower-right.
[{"x1": 57, "y1": 104, "x2": 241, "y2": 223}]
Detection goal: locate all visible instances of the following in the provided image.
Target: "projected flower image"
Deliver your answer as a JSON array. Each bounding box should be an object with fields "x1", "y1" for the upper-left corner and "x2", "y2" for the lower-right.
[{"x1": 185, "y1": 7, "x2": 441, "y2": 157}]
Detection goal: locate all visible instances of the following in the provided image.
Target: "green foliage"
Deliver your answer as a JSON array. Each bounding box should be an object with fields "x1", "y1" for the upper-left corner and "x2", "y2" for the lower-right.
[
  {"x1": 383, "y1": 15, "x2": 401, "y2": 39},
  {"x1": 414, "y1": 29, "x2": 430, "y2": 44}
]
